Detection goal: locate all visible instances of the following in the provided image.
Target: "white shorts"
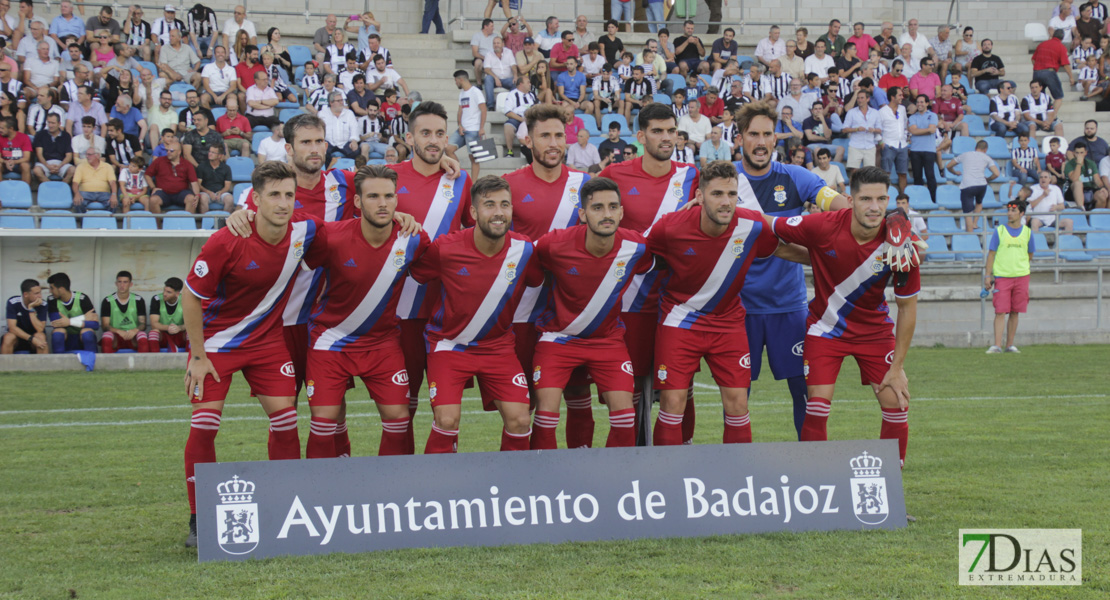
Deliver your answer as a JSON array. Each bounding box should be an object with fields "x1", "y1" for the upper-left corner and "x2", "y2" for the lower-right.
[{"x1": 847, "y1": 146, "x2": 876, "y2": 169}]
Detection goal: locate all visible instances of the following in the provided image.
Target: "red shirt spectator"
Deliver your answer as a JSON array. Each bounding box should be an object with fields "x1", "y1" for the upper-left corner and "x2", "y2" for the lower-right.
[
  {"x1": 847, "y1": 33, "x2": 878, "y2": 55},
  {"x1": 1031, "y1": 36, "x2": 1070, "y2": 71},
  {"x1": 216, "y1": 112, "x2": 252, "y2": 140},
  {"x1": 878, "y1": 73, "x2": 908, "y2": 92},
  {"x1": 235, "y1": 61, "x2": 266, "y2": 90},
  {"x1": 699, "y1": 95, "x2": 724, "y2": 120},
  {"x1": 564, "y1": 114, "x2": 585, "y2": 140},
  {"x1": 147, "y1": 154, "x2": 198, "y2": 195},
  {"x1": 933, "y1": 96, "x2": 964, "y2": 122},
  {"x1": 381, "y1": 100, "x2": 401, "y2": 122},
  {"x1": 0, "y1": 130, "x2": 32, "y2": 161},
  {"x1": 549, "y1": 40, "x2": 580, "y2": 73}
]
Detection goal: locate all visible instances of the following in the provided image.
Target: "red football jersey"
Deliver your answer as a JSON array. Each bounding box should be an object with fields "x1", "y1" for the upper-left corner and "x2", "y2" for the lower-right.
[
  {"x1": 389, "y1": 161, "x2": 474, "y2": 320},
  {"x1": 304, "y1": 219, "x2": 430, "y2": 351},
  {"x1": 771, "y1": 209, "x2": 921, "y2": 342},
  {"x1": 186, "y1": 219, "x2": 327, "y2": 353},
  {"x1": 932, "y1": 97, "x2": 963, "y2": 123},
  {"x1": 534, "y1": 226, "x2": 654, "y2": 342},
  {"x1": 409, "y1": 229, "x2": 543, "y2": 352},
  {"x1": 646, "y1": 206, "x2": 779, "y2": 332},
  {"x1": 597, "y1": 156, "x2": 699, "y2": 313}
]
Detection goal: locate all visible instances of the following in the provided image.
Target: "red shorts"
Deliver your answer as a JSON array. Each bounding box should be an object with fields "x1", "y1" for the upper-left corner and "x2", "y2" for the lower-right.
[
  {"x1": 426, "y1": 348, "x2": 529, "y2": 411},
  {"x1": 532, "y1": 337, "x2": 633, "y2": 394},
  {"x1": 305, "y1": 344, "x2": 409, "y2": 407},
  {"x1": 154, "y1": 330, "x2": 188, "y2": 350},
  {"x1": 515, "y1": 323, "x2": 591, "y2": 390},
  {"x1": 992, "y1": 275, "x2": 1030, "y2": 314},
  {"x1": 654, "y1": 325, "x2": 750, "y2": 390},
  {"x1": 621, "y1": 311, "x2": 657, "y2": 376},
  {"x1": 283, "y1": 324, "x2": 309, "y2": 390},
  {"x1": 399, "y1": 318, "x2": 427, "y2": 397},
  {"x1": 803, "y1": 335, "x2": 895, "y2": 387},
  {"x1": 194, "y1": 347, "x2": 296, "y2": 403}
]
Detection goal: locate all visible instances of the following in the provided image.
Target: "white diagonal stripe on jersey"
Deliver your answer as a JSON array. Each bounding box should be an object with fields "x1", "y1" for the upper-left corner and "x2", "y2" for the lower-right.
[
  {"x1": 807, "y1": 243, "x2": 888, "y2": 338},
  {"x1": 314, "y1": 235, "x2": 411, "y2": 350},
  {"x1": 207, "y1": 221, "x2": 308, "y2": 353},
  {"x1": 282, "y1": 267, "x2": 318, "y2": 325},
  {"x1": 434, "y1": 238, "x2": 526, "y2": 352},
  {"x1": 650, "y1": 166, "x2": 693, "y2": 224},
  {"x1": 541, "y1": 239, "x2": 643, "y2": 341},
  {"x1": 662, "y1": 219, "x2": 755, "y2": 328},
  {"x1": 514, "y1": 172, "x2": 587, "y2": 324},
  {"x1": 398, "y1": 173, "x2": 459, "y2": 319},
  {"x1": 513, "y1": 285, "x2": 543, "y2": 323},
  {"x1": 735, "y1": 174, "x2": 764, "y2": 213}
]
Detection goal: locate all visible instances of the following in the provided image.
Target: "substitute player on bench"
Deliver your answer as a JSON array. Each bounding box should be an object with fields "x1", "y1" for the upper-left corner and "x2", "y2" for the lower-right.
[
  {"x1": 149, "y1": 277, "x2": 188, "y2": 352},
  {"x1": 2, "y1": 279, "x2": 48, "y2": 354},
  {"x1": 302, "y1": 165, "x2": 430, "y2": 458},
  {"x1": 530, "y1": 177, "x2": 654, "y2": 449},
  {"x1": 45, "y1": 273, "x2": 99, "y2": 353},
  {"x1": 100, "y1": 271, "x2": 149, "y2": 353},
  {"x1": 770, "y1": 166, "x2": 920, "y2": 468},
  {"x1": 410, "y1": 176, "x2": 543, "y2": 453}
]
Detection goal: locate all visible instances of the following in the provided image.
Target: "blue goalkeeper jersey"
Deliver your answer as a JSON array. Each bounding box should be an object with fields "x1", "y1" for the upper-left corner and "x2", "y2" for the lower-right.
[{"x1": 734, "y1": 161, "x2": 828, "y2": 314}]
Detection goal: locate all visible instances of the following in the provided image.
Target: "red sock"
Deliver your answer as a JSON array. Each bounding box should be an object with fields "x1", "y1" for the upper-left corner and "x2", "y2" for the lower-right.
[
  {"x1": 880, "y1": 407, "x2": 909, "y2": 468},
  {"x1": 267, "y1": 406, "x2": 300, "y2": 460},
  {"x1": 501, "y1": 428, "x2": 532, "y2": 451},
  {"x1": 100, "y1": 331, "x2": 114, "y2": 353},
  {"x1": 306, "y1": 416, "x2": 337, "y2": 459},
  {"x1": 682, "y1": 389, "x2": 696, "y2": 444},
  {"x1": 148, "y1": 330, "x2": 161, "y2": 351},
  {"x1": 530, "y1": 410, "x2": 559, "y2": 450},
  {"x1": 184, "y1": 409, "x2": 221, "y2": 514},
  {"x1": 653, "y1": 410, "x2": 683, "y2": 446},
  {"x1": 723, "y1": 412, "x2": 752, "y2": 443},
  {"x1": 136, "y1": 331, "x2": 149, "y2": 353},
  {"x1": 632, "y1": 390, "x2": 643, "y2": 431},
  {"x1": 379, "y1": 417, "x2": 411, "y2": 456},
  {"x1": 333, "y1": 420, "x2": 351, "y2": 457},
  {"x1": 800, "y1": 397, "x2": 831, "y2": 442},
  {"x1": 424, "y1": 424, "x2": 458, "y2": 454},
  {"x1": 404, "y1": 395, "x2": 419, "y2": 455},
  {"x1": 564, "y1": 393, "x2": 595, "y2": 448},
  {"x1": 605, "y1": 407, "x2": 636, "y2": 447}
]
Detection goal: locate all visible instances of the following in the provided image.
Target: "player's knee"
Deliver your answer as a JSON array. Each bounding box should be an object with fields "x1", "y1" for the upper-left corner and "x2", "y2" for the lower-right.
[
  {"x1": 503, "y1": 411, "x2": 531, "y2": 433},
  {"x1": 435, "y1": 412, "x2": 461, "y2": 430}
]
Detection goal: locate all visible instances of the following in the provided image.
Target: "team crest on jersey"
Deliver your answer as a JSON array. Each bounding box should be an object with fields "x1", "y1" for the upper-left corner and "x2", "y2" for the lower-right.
[
  {"x1": 292, "y1": 240, "x2": 304, "y2": 261},
  {"x1": 393, "y1": 249, "x2": 407, "y2": 270},
  {"x1": 306, "y1": 380, "x2": 315, "y2": 397},
  {"x1": 429, "y1": 382, "x2": 437, "y2": 400},
  {"x1": 215, "y1": 475, "x2": 259, "y2": 555},
  {"x1": 870, "y1": 256, "x2": 885, "y2": 274},
  {"x1": 614, "y1": 260, "x2": 626, "y2": 280},
  {"x1": 327, "y1": 184, "x2": 341, "y2": 204},
  {"x1": 567, "y1": 186, "x2": 579, "y2": 206},
  {"x1": 504, "y1": 262, "x2": 517, "y2": 282},
  {"x1": 671, "y1": 181, "x2": 683, "y2": 198},
  {"x1": 773, "y1": 185, "x2": 787, "y2": 205},
  {"x1": 533, "y1": 366, "x2": 542, "y2": 382},
  {"x1": 731, "y1": 238, "x2": 745, "y2": 257},
  {"x1": 657, "y1": 364, "x2": 668, "y2": 382},
  {"x1": 193, "y1": 260, "x2": 208, "y2": 277},
  {"x1": 441, "y1": 183, "x2": 454, "y2": 200}
]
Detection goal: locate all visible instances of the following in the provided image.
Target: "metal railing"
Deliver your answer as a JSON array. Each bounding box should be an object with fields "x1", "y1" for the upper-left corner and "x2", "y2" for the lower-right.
[{"x1": 38, "y1": 1, "x2": 374, "y2": 26}]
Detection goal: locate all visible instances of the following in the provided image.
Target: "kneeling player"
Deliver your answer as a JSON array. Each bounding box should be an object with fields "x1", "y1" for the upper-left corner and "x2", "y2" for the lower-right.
[
  {"x1": 181, "y1": 162, "x2": 328, "y2": 547},
  {"x1": 530, "y1": 177, "x2": 654, "y2": 449},
  {"x1": 647, "y1": 161, "x2": 806, "y2": 445},
  {"x1": 45, "y1": 273, "x2": 99, "y2": 353},
  {"x1": 409, "y1": 176, "x2": 544, "y2": 453},
  {"x1": 149, "y1": 277, "x2": 188, "y2": 352},
  {"x1": 99, "y1": 271, "x2": 150, "y2": 353},
  {"x1": 303, "y1": 165, "x2": 430, "y2": 458},
  {"x1": 770, "y1": 166, "x2": 920, "y2": 468}
]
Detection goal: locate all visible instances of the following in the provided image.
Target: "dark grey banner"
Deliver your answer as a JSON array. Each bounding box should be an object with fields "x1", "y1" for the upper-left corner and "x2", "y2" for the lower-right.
[{"x1": 197, "y1": 440, "x2": 905, "y2": 562}]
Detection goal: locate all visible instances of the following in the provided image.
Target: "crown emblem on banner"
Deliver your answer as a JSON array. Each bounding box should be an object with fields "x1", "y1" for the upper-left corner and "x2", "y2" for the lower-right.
[
  {"x1": 217, "y1": 475, "x2": 256, "y2": 504},
  {"x1": 849, "y1": 452, "x2": 883, "y2": 478}
]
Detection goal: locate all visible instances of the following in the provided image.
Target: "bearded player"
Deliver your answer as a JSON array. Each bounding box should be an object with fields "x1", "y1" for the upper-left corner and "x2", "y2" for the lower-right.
[
  {"x1": 182, "y1": 161, "x2": 329, "y2": 548},
  {"x1": 409, "y1": 176, "x2": 543, "y2": 453},
  {"x1": 770, "y1": 166, "x2": 920, "y2": 469},
  {"x1": 530, "y1": 177, "x2": 654, "y2": 449},
  {"x1": 148, "y1": 277, "x2": 188, "y2": 352},
  {"x1": 302, "y1": 165, "x2": 430, "y2": 458}
]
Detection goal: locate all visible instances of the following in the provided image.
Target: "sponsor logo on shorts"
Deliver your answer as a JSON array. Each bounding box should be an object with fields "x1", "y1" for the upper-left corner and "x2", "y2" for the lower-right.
[
  {"x1": 884, "y1": 351, "x2": 894, "y2": 365},
  {"x1": 532, "y1": 366, "x2": 541, "y2": 383},
  {"x1": 279, "y1": 362, "x2": 295, "y2": 377},
  {"x1": 391, "y1": 370, "x2": 409, "y2": 386},
  {"x1": 803, "y1": 359, "x2": 810, "y2": 377},
  {"x1": 739, "y1": 353, "x2": 751, "y2": 369},
  {"x1": 306, "y1": 380, "x2": 314, "y2": 397},
  {"x1": 428, "y1": 382, "x2": 437, "y2": 399},
  {"x1": 512, "y1": 373, "x2": 528, "y2": 388},
  {"x1": 193, "y1": 260, "x2": 209, "y2": 277},
  {"x1": 786, "y1": 216, "x2": 803, "y2": 226},
  {"x1": 792, "y1": 341, "x2": 805, "y2": 356},
  {"x1": 656, "y1": 364, "x2": 668, "y2": 382},
  {"x1": 621, "y1": 361, "x2": 634, "y2": 375}
]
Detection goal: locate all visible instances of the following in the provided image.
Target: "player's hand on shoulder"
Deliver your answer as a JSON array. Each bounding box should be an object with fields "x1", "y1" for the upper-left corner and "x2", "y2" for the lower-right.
[
  {"x1": 393, "y1": 211, "x2": 423, "y2": 237},
  {"x1": 226, "y1": 209, "x2": 255, "y2": 237}
]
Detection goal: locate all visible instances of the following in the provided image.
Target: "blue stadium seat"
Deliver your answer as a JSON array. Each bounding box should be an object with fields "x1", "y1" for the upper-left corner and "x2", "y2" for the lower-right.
[
  {"x1": 832, "y1": 161, "x2": 848, "y2": 184},
  {"x1": 163, "y1": 210, "x2": 197, "y2": 231},
  {"x1": 697, "y1": 74, "x2": 713, "y2": 89},
  {"x1": 294, "y1": 65, "x2": 305, "y2": 82},
  {"x1": 211, "y1": 107, "x2": 227, "y2": 121},
  {"x1": 276, "y1": 101, "x2": 299, "y2": 109},
  {"x1": 886, "y1": 186, "x2": 898, "y2": 209},
  {"x1": 280, "y1": 108, "x2": 305, "y2": 121},
  {"x1": 201, "y1": 211, "x2": 230, "y2": 230},
  {"x1": 1085, "y1": 232, "x2": 1110, "y2": 256},
  {"x1": 944, "y1": 74, "x2": 972, "y2": 90},
  {"x1": 936, "y1": 186, "x2": 963, "y2": 211},
  {"x1": 1088, "y1": 211, "x2": 1110, "y2": 230},
  {"x1": 1058, "y1": 235, "x2": 1093, "y2": 261},
  {"x1": 924, "y1": 236, "x2": 954, "y2": 261},
  {"x1": 927, "y1": 213, "x2": 960, "y2": 235},
  {"x1": 289, "y1": 45, "x2": 312, "y2": 67},
  {"x1": 984, "y1": 137, "x2": 1010, "y2": 160},
  {"x1": 332, "y1": 158, "x2": 356, "y2": 170},
  {"x1": 81, "y1": 210, "x2": 117, "y2": 229},
  {"x1": 968, "y1": 94, "x2": 990, "y2": 115},
  {"x1": 905, "y1": 185, "x2": 938, "y2": 211},
  {"x1": 578, "y1": 114, "x2": 599, "y2": 135},
  {"x1": 951, "y1": 234, "x2": 983, "y2": 260},
  {"x1": 138, "y1": 60, "x2": 157, "y2": 75},
  {"x1": 652, "y1": 93, "x2": 672, "y2": 104},
  {"x1": 233, "y1": 183, "x2": 252, "y2": 205},
  {"x1": 982, "y1": 187, "x2": 1002, "y2": 210},
  {"x1": 965, "y1": 116, "x2": 990, "y2": 136},
  {"x1": 1059, "y1": 210, "x2": 1089, "y2": 231},
  {"x1": 0, "y1": 212, "x2": 35, "y2": 229},
  {"x1": 126, "y1": 211, "x2": 158, "y2": 230},
  {"x1": 368, "y1": 159, "x2": 386, "y2": 165},
  {"x1": 169, "y1": 82, "x2": 195, "y2": 95},
  {"x1": 0, "y1": 181, "x2": 32, "y2": 209},
  {"x1": 227, "y1": 157, "x2": 254, "y2": 182},
  {"x1": 1032, "y1": 233, "x2": 1054, "y2": 259},
  {"x1": 951, "y1": 136, "x2": 977, "y2": 156},
  {"x1": 666, "y1": 74, "x2": 685, "y2": 94},
  {"x1": 601, "y1": 114, "x2": 631, "y2": 135},
  {"x1": 734, "y1": 55, "x2": 754, "y2": 69}
]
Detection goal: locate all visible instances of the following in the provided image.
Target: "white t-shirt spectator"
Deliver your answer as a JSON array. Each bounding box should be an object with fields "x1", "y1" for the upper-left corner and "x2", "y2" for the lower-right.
[
  {"x1": 1049, "y1": 15, "x2": 1077, "y2": 45},
  {"x1": 1028, "y1": 184, "x2": 1066, "y2": 225},
  {"x1": 898, "y1": 32, "x2": 933, "y2": 67},
  {"x1": 1100, "y1": 155, "x2": 1110, "y2": 181},
  {"x1": 804, "y1": 54, "x2": 836, "y2": 78},
  {"x1": 71, "y1": 133, "x2": 106, "y2": 162},
  {"x1": 580, "y1": 53, "x2": 605, "y2": 77},
  {"x1": 366, "y1": 66, "x2": 401, "y2": 90},
  {"x1": 811, "y1": 164, "x2": 844, "y2": 189},
  {"x1": 677, "y1": 114, "x2": 713, "y2": 145},
  {"x1": 201, "y1": 62, "x2": 236, "y2": 94},
  {"x1": 258, "y1": 136, "x2": 289, "y2": 162},
  {"x1": 566, "y1": 140, "x2": 600, "y2": 171},
  {"x1": 320, "y1": 108, "x2": 358, "y2": 147},
  {"x1": 471, "y1": 31, "x2": 497, "y2": 58},
  {"x1": 483, "y1": 48, "x2": 516, "y2": 80},
  {"x1": 23, "y1": 55, "x2": 60, "y2": 88},
  {"x1": 755, "y1": 37, "x2": 786, "y2": 64},
  {"x1": 245, "y1": 85, "x2": 277, "y2": 117},
  {"x1": 222, "y1": 18, "x2": 257, "y2": 43},
  {"x1": 458, "y1": 86, "x2": 485, "y2": 131}
]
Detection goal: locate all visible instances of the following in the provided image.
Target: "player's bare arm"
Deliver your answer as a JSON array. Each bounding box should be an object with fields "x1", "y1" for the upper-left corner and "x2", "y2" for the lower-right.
[
  {"x1": 182, "y1": 287, "x2": 219, "y2": 402},
  {"x1": 878, "y1": 294, "x2": 917, "y2": 409},
  {"x1": 772, "y1": 242, "x2": 812, "y2": 265}
]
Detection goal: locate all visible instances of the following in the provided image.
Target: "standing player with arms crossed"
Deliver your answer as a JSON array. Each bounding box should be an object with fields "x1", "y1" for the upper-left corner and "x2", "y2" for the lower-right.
[
  {"x1": 181, "y1": 162, "x2": 329, "y2": 548},
  {"x1": 530, "y1": 177, "x2": 654, "y2": 449},
  {"x1": 597, "y1": 103, "x2": 699, "y2": 444},
  {"x1": 647, "y1": 161, "x2": 807, "y2": 445},
  {"x1": 148, "y1": 277, "x2": 188, "y2": 352},
  {"x1": 302, "y1": 165, "x2": 430, "y2": 458},
  {"x1": 503, "y1": 103, "x2": 598, "y2": 448},
  {"x1": 409, "y1": 176, "x2": 543, "y2": 454},
  {"x1": 770, "y1": 166, "x2": 920, "y2": 470},
  {"x1": 45, "y1": 273, "x2": 99, "y2": 354}
]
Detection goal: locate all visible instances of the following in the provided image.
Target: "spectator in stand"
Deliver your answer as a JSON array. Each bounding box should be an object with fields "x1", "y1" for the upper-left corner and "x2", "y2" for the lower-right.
[
  {"x1": 471, "y1": 18, "x2": 497, "y2": 82},
  {"x1": 196, "y1": 145, "x2": 232, "y2": 211},
  {"x1": 1046, "y1": 136, "x2": 1067, "y2": 183},
  {"x1": 953, "y1": 26, "x2": 979, "y2": 71},
  {"x1": 678, "y1": 98, "x2": 712, "y2": 154},
  {"x1": 450, "y1": 69, "x2": 486, "y2": 178},
  {"x1": 199, "y1": 44, "x2": 238, "y2": 110},
  {"x1": 312, "y1": 14, "x2": 340, "y2": 63},
  {"x1": 1076, "y1": 4, "x2": 1103, "y2": 46},
  {"x1": 379, "y1": 89, "x2": 403, "y2": 123},
  {"x1": 671, "y1": 130, "x2": 694, "y2": 163},
  {"x1": 970, "y1": 39, "x2": 1008, "y2": 93},
  {"x1": 754, "y1": 25, "x2": 784, "y2": 69},
  {"x1": 71, "y1": 115, "x2": 105, "y2": 163},
  {"x1": 879, "y1": 58, "x2": 910, "y2": 97},
  {"x1": 657, "y1": 29, "x2": 679, "y2": 73},
  {"x1": 1066, "y1": 140, "x2": 1109, "y2": 207},
  {"x1": 157, "y1": 28, "x2": 200, "y2": 88},
  {"x1": 221, "y1": 5, "x2": 256, "y2": 49},
  {"x1": 592, "y1": 64, "x2": 622, "y2": 121},
  {"x1": 70, "y1": 146, "x2": 116, "y2": 212},
  {"x1": 699, "y1": 124, "x2": 731, "y2": 166},
  {"x1": 109, "y1": 94, "x2": 147, "y2": 143},
  {"x1": 26, "y1": 87, "x2": 64, "y2": 134},
  {"x1": 805, "y1": 39, "x2": 836, "y2": 83},
  {"x1": 1010, "y1": 133, "x2": 1041, "y2": 194},
  {"x1": 305, "y1": 72, "x2": 335, "y2": 116},
  {"x1": 186, "y1": 3, "x2": 218, "y2": 59},
  {"x1": 179, "y1": 110, "x2": 223, "y2": 167},
  {"x1": 502, "y1": 17, "x2": 532, "y2": 55},
  {"x1": 550, "y1": 30, "x2": 580, "y2": 74},
  {"x1": 0, "y1": 115, "x2": 29, "y2": 182},
  {"x1": 566, "y1": 128, "x2": 600, "y2": 172},
  {"x1": 946, "y1": 139, "x2": 1000, "y2": 232},
  {"x1": 234, "y1": 44, "x2": 264, "y2": 102},
  {"x1": 778, "y1": 78, "x2": 816, "y2": 121},
  {"x1": 933, "y1": 83, "x2": 969, "y2": 137},
  {"x1": 989, "y1": 82, "x2": 1028, "y2": 137},
  {"x1": 894, "y1": 193, "x2": 929, "y2": 239},
  {"x1": 1027, "y1": 171, "x2": 1073, "y2": 232},
  {"x1": 2, "y1": 279, "x2": 47, "y2": 355},
  {"x1": 762, "y1": 59, "x2": 792, "y2": 100},
  {"x1": 145, "y1": 139, "x2": 199, "y2": 213},
  {"x1": 742, "y1": 64, "x2": 766, "y2": 102},
  {"x1": 123, "y1": 5, "x2": 154, "y2": 62},
  {"x1": 795, "y1": 27, "x2": 814, "y2": 59},
  {"x1": 320, "y1": 30, "x2": 353, "y2": 76},
  {"x1": 836, "y1": 42, "x2": 863, "y2": 81},
  {"x1": 66, "y1": 84, "x2": 106, "y2": 137},
  {"x1": 357, "y1": 101, "x2": 389, "y2": 159},
  {"x1": 899, "y1": 19, "x2": 935, "y2": 70},
  {"x1": 105, "y1": 118, "x2": 141, "y2": 169},
  {"x1": 99, "y1": 271, "x2": 148, "y2": 354},
  {"x1": 32, "y1": 112, "x2": 73, "y2": 182},
  {"x1": 136, "y1": 67, "x2": 167, "y2": 113},
  {"x1": 177, "y1": 89, "x2": 213, "y2": 134},
  {"x1": 118, "y1": 154, "x2": 149, "y2": 211},
  {"x1": 1050, "y1": 3, "x2": 1080, "y2": 47},
  {"x1": 809, "y1": 147, "x2": 845, "y2": 192},
  {"x1": 802, "y1": 100, "x2": 841, "y2": 161},
  {"x1": 1084, "y1": 0, "x2": 1108, "y2": 21},
  {"x1": 848, "y1": 22, "x2": 878, "y2": 56},
  {"x1": 879, "y1": 86, "x2": 910, "y2": 192},
  {"x1": 244, "y1": 70, "x2": 280, "y2": 129},
  {"x1": 818, "y1": 19, "x2": 847, "y2": 57},
  {"x1": 22, "y1": 40, "x2": 60, "y2": 90},
  {"x1": 621, "y1": 65, "x2": 650, "y2": 120},
  {"x1": 557, "y1": 56, "x2": 592, "y2": 115},
  {"x1": 909, "y1": 56, "x2": 941, "y2": 102},
  {"x1": 300, "y1": 60, "x2": 321, "y2": 95},
  {"x1": 1022, "y1": 79, "x2": 1064, "y2": 136},
  {"x1": 48, "y1": 1, "x2": 85, "y2": 47},
  {"x1": 674, "y1": 20, "x2": 707, "y2": 75},
  {"x1": 483, "y1": 36, "x2": 516, "y2": 109},
  {"x1": 598, "y1": 121, "x2": 629, "y2": 161},
  {"x1": 644, "y1": 0, "x2": 666, "y2": 34},
  {"x1": 516, "y1": 36, "x2": 545, "y2": 78},
  {"x1": 581, "y1": 42, "x2": 606, "y2": 78},
  {"x1": 256, "y1": 125, "x2": 287, "y2": 163},
  {"x1": 502, "y1": 75, "x2": 535, "y2": 157},
  {"x1": 1068, "y1": 119, "x2": 1108, "y2": 163},
  {"x1": 780, "y1": 40, "x2": 806, "y2": 81},
  {"x1": 152, "y1": 128, "x2": 176, "y2": 158},
  {"x1": 1077, "y1": 52, "x2": 1104, "y2": 98},
  {"x1": 345, "y1": 10, "x2": 380, "y2": 54},
  {"x1": 336, "y1": 52, "x2": 364, "y2": 93},
  {"x1": 536, "y1": 16, "x2": 561, "y2": 58},
  {"x1": 929, "y1": 26, "x2": 954, "y2": 82},
  {"x1": 598, "y1": 20, "x2": 623, "y2": 66},
  {"x1": 572, "y1": 15, "x2": 595, "y2": 52},
  {"x1": 346, "y1": 74, "x2": 375, "y2": 118},
  {"x1": 59, "y1": 65, "x2": 91, "y2": 110},
  {"x1": 87, "y1": 5, "x2": 121, "y2": 45},
  {"x1": 898, "y1": 43, "x2": 920, "y2": 79},
  {"x1": 216, "y1": 95, "x2": 250, "y2": 157},
  {"x1": 320, "y1": 89, "x2": 360, "y2": 166},
  {"x1": 150, "y1": 5, "x2": 186, "y2": 50},
  {"x1": 361, "y1": 33, "x2": 392, "y2": 70},
  {"x1": 908, "y1": 94, "x2": 939, "y2": 201},
  {"x1": 699, "y1": 86, "x2": 725, "y2": 124},
  {"x1": 842, "y1": 90, "x2": 880, "y2": 174},
  {"x1": 1032, "y1": 29, "x2": 1075, "y2": 101}
]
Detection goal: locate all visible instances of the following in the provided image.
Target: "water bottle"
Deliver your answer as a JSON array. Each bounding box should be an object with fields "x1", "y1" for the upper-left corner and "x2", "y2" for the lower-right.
[{"x1": 979, "y1": 287, "x2": 991, "y2": 299}]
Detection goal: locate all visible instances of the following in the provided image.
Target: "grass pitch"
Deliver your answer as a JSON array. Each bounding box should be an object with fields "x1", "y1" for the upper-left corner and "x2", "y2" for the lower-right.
[{"x1": 0, "y1": 346, "x2": 1106, "y2": 599}]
